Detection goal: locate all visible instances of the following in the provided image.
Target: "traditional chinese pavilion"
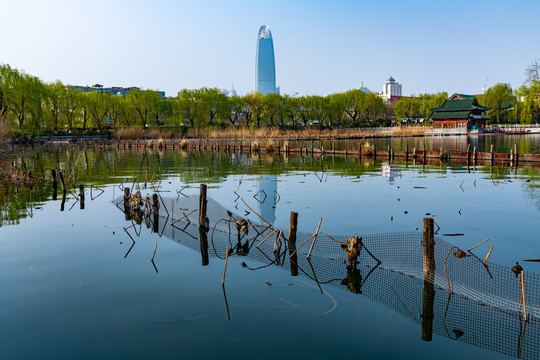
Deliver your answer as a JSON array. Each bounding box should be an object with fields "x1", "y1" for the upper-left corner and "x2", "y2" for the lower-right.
[{"x1": 430, "y1": 94, "x2": 490, "y2": 132}]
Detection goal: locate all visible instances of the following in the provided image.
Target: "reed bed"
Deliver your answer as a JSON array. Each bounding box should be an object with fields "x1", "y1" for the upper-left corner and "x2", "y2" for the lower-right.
[
  {"x1": 113, "y1": 125, "x2": 430, "y2": 140},
  {"x1": 113, "y1": 127, "x2": 174, "y2": 140},
  {"x1": 391, "y1": 126, "x2": 429, "y2": 136}
]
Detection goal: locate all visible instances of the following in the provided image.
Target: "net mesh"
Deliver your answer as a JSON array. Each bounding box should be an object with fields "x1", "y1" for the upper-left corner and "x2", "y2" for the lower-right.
[{"x1": 116, "y1": 193, "x2": 540, "y2": 360}]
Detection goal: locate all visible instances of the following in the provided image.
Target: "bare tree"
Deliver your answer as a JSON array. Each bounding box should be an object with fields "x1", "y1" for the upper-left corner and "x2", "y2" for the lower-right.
[{"x1": 525, "y1": 60, "x2": 540, "y2": 84}]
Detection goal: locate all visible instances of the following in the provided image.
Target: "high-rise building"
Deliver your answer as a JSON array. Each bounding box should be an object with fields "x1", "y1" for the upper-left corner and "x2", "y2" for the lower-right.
[
  {"x1": 256, "y1": 25, "x2": 279, "y2": 95},
  {"x1": 380, "y1": 76, "x2": 402, "y2": 102}
]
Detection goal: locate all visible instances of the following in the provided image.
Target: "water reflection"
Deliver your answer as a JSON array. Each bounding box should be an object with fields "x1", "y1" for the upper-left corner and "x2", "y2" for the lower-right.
[
  {"x1": 2, "y1": 147, "x2": 540, "y2": 229},
  {"x1": 311, "y1": 134, "x2": 540, "y2": 154},
  {"x1": 4, "y1": 146, "x2": 540, "y2": 359},
  {"x1": 116, "y1": 194, "x2": 540, "y2": 360}
]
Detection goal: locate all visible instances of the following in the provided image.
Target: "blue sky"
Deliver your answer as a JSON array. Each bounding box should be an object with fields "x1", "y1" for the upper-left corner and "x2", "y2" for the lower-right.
[{"x1": 1, "y1": 0, "x2": 539, "y2": 97}]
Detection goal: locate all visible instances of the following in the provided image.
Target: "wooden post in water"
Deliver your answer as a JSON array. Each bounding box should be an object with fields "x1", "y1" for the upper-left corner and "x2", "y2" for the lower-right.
[
  {"x1": 123, "y1": 187, "x2": 131, "y2": 220},
  {"x1": 311, "y1": 139, "x2": 314, "y2": 155},
  {"x1": 515, "y1": 143, "x2": 518, "y2": 167},
  {"x1": 79, "y1": 184, "x2": 85, "y2": 210},
  {"x1": 422, "y1": 217, "x2": 435, "y2": 342},
  {"x1": 199, "y1": 184, "x2": 208, "y2": 229},
  {"x1": 61, "y1": 190, "x2": 66, "y2": 212},
  {"x1": 152, "y1": 193, "x2": 159, "y2": 233},
  {"x1": 51, "y1": 169, "x2": 58, "y2": 200},
  {"x1": 288, "y1": 211, "x2": 299, "y2": 277},
  {"x1": 199, "y1": 226, "x2": 210, "y2": 266},
  {"x1": 423, "y1": 218, "x2": 435, "y2": 277},
  {"x1": 490, "y1": 144, "x2": 494, "y2": 165},
  {"x1": 423, "y1": 144, "x2": 426, "y2": 163},
  {"x1": 388, "y1": 145, "x2": 391, "y2": 161},
  {"x1": 510, "y1": 148, "x2": 514, "y2": 167},
  {"x1": 59, "y1": 171, "x2": 67, "y2": 194},
  {"x1": 467, "y1": 146, "x2": 471, "y2": 173},
  {"x1": 405, "y1": 144, "x2": 409, "y2": 164}
]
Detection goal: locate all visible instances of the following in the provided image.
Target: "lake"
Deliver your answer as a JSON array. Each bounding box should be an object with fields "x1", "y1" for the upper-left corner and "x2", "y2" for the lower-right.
[{"x1": 1, "y1": 142, "x2": 540, "y2": 359}]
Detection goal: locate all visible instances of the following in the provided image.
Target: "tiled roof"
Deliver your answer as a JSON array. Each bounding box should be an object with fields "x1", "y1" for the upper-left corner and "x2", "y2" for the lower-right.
[
  {"x1": 430, "y1": 110, "x2": 472, "y2": 120},
  {"x1": 449, "y1": 93, "x2": 477, "y2": 100},
  {"x1": 429, "y1": 97, "x2": 491, "y2": 120}
]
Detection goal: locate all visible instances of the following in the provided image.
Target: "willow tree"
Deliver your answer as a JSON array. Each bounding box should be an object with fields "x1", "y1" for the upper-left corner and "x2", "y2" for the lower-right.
[
  {"x1": 339, "y1": 89, "x2": 370, "y2": 125},
  {"x1": 418, "y1": 92, "x2": 448, "y2": 122},
  {"x1": 126, "y1": 89, "x2": 154, "y2": 127},
  {"x1": 393, "y1": 97, "x2": 420, "y2": 122},
  {"x1": 0, "y1": 64, "x2": 13, "y2": 118},
  {"x1": 45, "y1": 81, "x2": 65, "y2": 132},
  {"x1": 515, "y1": 81, "x2": 540, "y2": 124},
  {"x1": 88, "y1": 91, "x2": 112, "y2": 129},
  {"x1": 481, "y1": 83, "x2": 514, "y2": 124},
  {"x1": 243, "y1": 92, "x2": 264, "y2": 126},
  {"x1": 27, "y1": 76, "x2": 45, "y2": 133},
  {"x1": 224, "y1": 96, "x2": 243, "y2": 125},
  {"x1": 5, "y1": 68, "x2": 33, "y2": 132},
  {"x1": 199, "y1": 87, "x2": 226, "y2": 126},
  {"x1": 175, "y1": 89, "x2": 204, "y2": 127},
  {"x1": 62, "y1": 87, "x2": 80, "y2": 131},
  {"x1": 363, "y1": 93, "x2": 386, "y2": 124}
]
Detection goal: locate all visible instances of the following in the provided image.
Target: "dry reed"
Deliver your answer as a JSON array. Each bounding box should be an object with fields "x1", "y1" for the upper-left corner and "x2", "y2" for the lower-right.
[
  {"x1": 113, "y1": 125, "x2": 430, "y2": 141},
  {"x1": 361, "y1": 142, "x2": 374, "y2": 156},
  {"x1": 391, "y1": 126, "x2": 429, "y2": 136}
]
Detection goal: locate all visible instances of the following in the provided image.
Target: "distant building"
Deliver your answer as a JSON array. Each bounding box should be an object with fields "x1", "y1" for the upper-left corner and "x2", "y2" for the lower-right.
[
  {"x1": 359, "y1": 87, "x2": 370, "y2": 93},
  {"x1": 429, "y1": 94, "x2": 491, "y2": 133},
  {"x1": 67, "y1": 84, "x2": 165, "y2": 97},
  {"x1": 256, "y1": 25, "x2": 279, "y2": 95},
  {"x1": 221, "y1": 85, "x2": 238, "y2": 97},
  {"x1": 380, "y1": 76, "x2": 402, "y2": 103}
]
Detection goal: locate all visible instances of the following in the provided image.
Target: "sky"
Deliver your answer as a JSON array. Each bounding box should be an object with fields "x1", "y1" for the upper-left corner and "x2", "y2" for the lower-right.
[{"x1": 1, "y1": 0, "x2": 539, "y2": 97}]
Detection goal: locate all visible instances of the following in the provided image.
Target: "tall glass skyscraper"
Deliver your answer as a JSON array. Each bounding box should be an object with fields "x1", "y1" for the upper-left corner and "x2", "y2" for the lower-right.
[{"x1": 256, "y1": 25, "x2": 279, "y2": 95}]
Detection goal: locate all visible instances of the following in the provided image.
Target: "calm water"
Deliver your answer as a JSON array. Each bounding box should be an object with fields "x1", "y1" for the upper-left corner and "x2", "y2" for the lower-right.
[
  {"x1": 1, "y1": 147, "x2": 540, "y2": 359},
  {"x1": 296, "y1": 133, "x2": 540, "y2": 154}
]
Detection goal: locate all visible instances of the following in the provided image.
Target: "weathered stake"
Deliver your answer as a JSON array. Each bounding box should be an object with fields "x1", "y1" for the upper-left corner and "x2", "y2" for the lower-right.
[
  {"x1": 288, "y1": 211, "x2": 298, "y2": 246},
  {"x1": 423, "y1": 218, "x2": 435, "y2": 280},
  {"x1": 51, "y1": 169, "x2": 58, "y2": 200},
  {"x1": 59, "y1": 171, "x2": 66, "y2": 192},
  {"x1": 288, "y1": 211, "x2": 299, "y2": 276},
  {"x1": 422, "y1": 217, "x2": 435, "y2": 342},
  {"x1": 405, "y1": 144, "x2": 409, "y2": 163},
  {"x1": 152, "y1": 193, "x2": 159, "y2": 233},
  {"x1": 222, "y1": 245, "x2": 229, "y2": 285},
  {"x1": 199, "y1": 184, "x2": 208, "y2": 229},
  {"x1": 79, "y1": 184, "x2": 85, "y2": 210}
]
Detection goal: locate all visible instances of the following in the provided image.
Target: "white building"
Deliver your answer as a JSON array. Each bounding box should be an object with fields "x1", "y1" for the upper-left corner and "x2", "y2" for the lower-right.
[
  {"x1": 381, "y1": 76, "x2": 402, "y2": 101},
  {"x1": 221, "y1": 86, "x2": 238, "y2": 97}
]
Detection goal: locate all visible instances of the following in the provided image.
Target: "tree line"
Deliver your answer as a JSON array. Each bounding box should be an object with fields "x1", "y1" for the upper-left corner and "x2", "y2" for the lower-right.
[
  {"x1": 0, "y1": 64, "x2": 393, "y2": 135},
  {"x1": 2, "y1": 62, "x2": 540, "y2": 136}
]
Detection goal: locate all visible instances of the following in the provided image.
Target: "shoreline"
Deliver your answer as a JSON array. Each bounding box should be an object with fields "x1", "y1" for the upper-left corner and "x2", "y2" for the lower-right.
[{"x1": 8, "y1": 130, "x2": 540, "y2": 145}]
